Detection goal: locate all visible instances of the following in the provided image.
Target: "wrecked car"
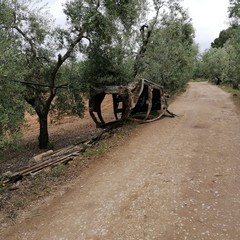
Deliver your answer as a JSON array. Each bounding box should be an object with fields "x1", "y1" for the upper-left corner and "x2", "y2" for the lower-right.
[{"x1": 89, "y1": 79, "x2": 175, "y2": 127}]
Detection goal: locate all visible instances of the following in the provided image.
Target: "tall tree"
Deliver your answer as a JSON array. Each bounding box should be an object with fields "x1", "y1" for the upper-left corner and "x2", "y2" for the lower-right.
[
  {"x1": 70, "y1": 0, "x2": 146, "y2": 88},
  {"x1": 134, "y1": 0, "x2": 197, "y2": 91},
  {"x1": 1, "y1": 0, "x2": 88, "y2": 148}
]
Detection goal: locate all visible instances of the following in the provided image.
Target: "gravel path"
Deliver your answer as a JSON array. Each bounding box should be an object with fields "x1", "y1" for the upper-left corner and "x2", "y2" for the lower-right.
[{"x1": 1, "y1": 82, "x2": 240, "y2": 240}]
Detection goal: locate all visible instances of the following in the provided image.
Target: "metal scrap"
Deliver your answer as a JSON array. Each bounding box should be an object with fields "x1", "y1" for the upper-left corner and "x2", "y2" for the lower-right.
[{"x1": 89, "y1": 79, "x2": 175, "y2": 127}]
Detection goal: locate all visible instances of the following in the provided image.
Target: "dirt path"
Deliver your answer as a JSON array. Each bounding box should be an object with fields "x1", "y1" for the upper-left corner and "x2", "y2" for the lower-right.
[{"x1": 1, "y1": 82, "x2": 240, "y2": 240}]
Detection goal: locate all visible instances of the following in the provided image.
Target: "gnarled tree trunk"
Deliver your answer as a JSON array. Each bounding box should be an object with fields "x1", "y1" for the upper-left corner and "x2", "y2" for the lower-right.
[{"x1": 38, "y1": 112, "x2": 49, "y2": 149}]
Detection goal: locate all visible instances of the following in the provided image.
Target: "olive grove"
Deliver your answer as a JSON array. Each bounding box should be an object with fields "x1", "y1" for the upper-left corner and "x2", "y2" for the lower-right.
[
  {"x1": 194, "y1": 0, "x2": 240, "y2": 89},
  {"x1": 0, "y1": 0, "x2": 197, "y2": 149}
]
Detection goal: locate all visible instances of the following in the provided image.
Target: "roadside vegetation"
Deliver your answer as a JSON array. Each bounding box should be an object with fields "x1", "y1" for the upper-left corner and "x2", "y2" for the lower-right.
[{"x1": 193, "y1": 0, "x2": 240, "y2": 91}]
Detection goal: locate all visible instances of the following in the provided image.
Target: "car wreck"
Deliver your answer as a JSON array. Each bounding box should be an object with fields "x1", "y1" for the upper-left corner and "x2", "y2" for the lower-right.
[{"x1": 89, "y1": 79, "x2": 175, "y2": 127}]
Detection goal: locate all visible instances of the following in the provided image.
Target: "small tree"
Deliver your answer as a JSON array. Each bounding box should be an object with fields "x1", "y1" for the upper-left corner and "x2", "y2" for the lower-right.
[
  {"x1": 1, "y1": 0, "x2": 146, "y2": 148},
  {"x1": 201, "y1": 48, "x2": 229, "y2": 85}
]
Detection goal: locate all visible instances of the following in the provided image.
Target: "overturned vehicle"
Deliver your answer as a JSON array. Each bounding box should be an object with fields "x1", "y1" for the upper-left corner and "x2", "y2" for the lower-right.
[{"x1": 89, "y1": 79, "x2": 175, "y2": 127}]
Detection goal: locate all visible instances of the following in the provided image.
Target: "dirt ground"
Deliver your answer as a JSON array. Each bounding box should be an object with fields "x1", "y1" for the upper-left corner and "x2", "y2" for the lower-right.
[
  {"x1": 1, "y1": 82, "x2": 240, "y2": 239},
  {"x1": 0, "y1": 95, "x2": 115, "y2": 174}
]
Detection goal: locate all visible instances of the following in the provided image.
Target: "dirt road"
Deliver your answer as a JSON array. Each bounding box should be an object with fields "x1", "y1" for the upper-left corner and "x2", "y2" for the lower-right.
[{"x1": 1, "y1": 82, "x2": 240, "y2": 240}]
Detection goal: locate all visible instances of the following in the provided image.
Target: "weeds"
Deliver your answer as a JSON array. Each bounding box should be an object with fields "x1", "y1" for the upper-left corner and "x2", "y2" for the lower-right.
[
  {"x1": 7, "y1": 210, "x2": 18, "y2": 221},
  {"x1": 84, "y1": 144, "x2": 107, "y2": 158},
  {"x1": 51, "y1": 164, "x2": 67, "y2": 178},
  {"x1": 13, "y1": 198, "x2": 27, "y2": 209},
  {"x1": 220, "y1": 85, "x2": 240, "y2": 96}
]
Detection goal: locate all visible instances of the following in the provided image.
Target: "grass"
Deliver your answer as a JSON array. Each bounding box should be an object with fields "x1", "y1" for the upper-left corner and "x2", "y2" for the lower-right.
[
  {"x1": 220, "y1": 85, "x2": 240, "y2": 96},
  {"x1": 13, "y1": 198, "x2": 27, "y2": 209},
  {"x1": 51, "y1": 164, "x2": 67, "y2": 178},
  {"x1": 84, "y1": 143, "x2": 107, "y2": 158},
  {"x1": 219, "y1": 85, "x2": 240, "y2": 112}
]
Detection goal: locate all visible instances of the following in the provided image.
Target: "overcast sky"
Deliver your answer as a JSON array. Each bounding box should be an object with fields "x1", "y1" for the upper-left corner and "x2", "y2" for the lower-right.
[
  {"x1": 182, "y1": 0, "x2": 229, "y2": 52},
  {"x1": 46, "y1": 0, "x2": 230, "y2": 52}
]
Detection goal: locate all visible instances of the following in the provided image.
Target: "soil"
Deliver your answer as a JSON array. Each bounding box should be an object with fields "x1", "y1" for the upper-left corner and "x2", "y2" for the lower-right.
[
  {"x1": 0, "y1": 95, "x2": 115, "y2": 175},
  {"x1": 1, "y1": 82, "x2": 240, "y2": 239}
]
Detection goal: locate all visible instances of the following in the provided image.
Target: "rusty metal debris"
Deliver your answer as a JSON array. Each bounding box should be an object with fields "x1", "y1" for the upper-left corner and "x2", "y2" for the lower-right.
[{"x1": 89, "y1": 79, "x2": 175, "y2": 127}]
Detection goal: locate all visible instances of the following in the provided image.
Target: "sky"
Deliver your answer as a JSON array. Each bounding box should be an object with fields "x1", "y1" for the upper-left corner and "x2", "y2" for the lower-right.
[
  {"x1": 45, "y1": 0, "x2": 230, "y2": 52},
  {"x1": 182, "y1": 0, "x2": 229, "y2": 52}
]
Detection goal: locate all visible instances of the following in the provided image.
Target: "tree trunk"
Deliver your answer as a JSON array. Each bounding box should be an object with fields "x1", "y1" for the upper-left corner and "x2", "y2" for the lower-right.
[
  {"x1": 38, "y1": 113, "x2": 49, "y2": 149},
  {"x1": 215, "y1": 77, "x2": 221, "y2": 85},
  {"x1": 25, "y1": 90, "x2": 55, "y2": 149},
  {"x1": 232, "y1": 81, "x2": 239, "y2": 89}
]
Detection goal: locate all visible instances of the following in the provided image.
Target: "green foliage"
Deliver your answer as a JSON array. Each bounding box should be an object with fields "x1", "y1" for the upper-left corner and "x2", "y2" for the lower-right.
[
  {"x1": 51, "y1": 164, "x2": 67, "y2": 178},
  {"x1": 84, "y1": 44, "x2": 134, "y2": 87},
  {"x1": 211, "y1": 27, "x2": 235, "y2": 48},
  {"x1": 200, "y1": 48, "x2": 229, "y2": 85},
  {"x1": 49, "y1": 62, "x2": 87, "y2": 118},
  {"x1": 139, "y1": 15, "x2": 197, "y2": 92},
  {"x1": 0, "y1": 77, "x2": 25, "y2": 148},
  {"x1": 196, "y1": 1, "x2": 240, "y2": 89},
  {"x1": 229, "y1": 0, "x2": 240, "y2": 25},
  {"x1": 224, "y1": 28, "x2": 240, "y2": 88},
  {"x1": 0, "y1": 0, "x2": 200, "y2": 148},
  {"x1": 64, "y1": 0, "x2": 146, "y2": 88},
  {"x1": 0, "y1": 25, "x2": 25, "y2": 148}
]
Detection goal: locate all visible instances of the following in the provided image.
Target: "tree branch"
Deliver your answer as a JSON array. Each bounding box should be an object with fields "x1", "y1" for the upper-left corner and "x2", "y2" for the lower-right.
[
  {"x1": 13, "y1": 25, "x2": 37, "y2": 58},
  {"x1": 13, "y1": 80, "x2": 68, "y2": 89}
]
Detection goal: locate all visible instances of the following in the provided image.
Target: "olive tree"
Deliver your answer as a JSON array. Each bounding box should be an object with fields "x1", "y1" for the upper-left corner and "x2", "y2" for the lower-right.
[
  {"x1": 1, "y1": 0, "x2": 146, "y2": 149},
  {"x1": 201, "y1": 48, "x2": 229, "y2": 85},
  {"x1": 135, "y1": 1, "x2": 197, "y2": 92},
  {"x1": 0, "y1": 0, "x2": 87, "y2": 148},
  {"x1": 224, "y1": 30, "x2": 240, "y2": 88},
  {"x1": 72, "y1": 0, "x2": 147, "y2": 88}
]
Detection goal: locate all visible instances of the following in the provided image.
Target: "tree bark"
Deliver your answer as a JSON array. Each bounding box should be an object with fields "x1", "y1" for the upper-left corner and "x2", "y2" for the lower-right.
[
  {"x1": 38, "y1": 113, "x2": 49, "y2": 149},
  {"x1": 232, "y1": 81, "x2": 239, "y2": 89},
  {"x1": 215, "y1": 77, "x2": 221, "y2": 85}
]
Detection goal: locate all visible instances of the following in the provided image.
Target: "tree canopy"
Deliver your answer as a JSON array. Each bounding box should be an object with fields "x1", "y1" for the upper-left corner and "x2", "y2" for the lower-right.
[
  {"x1": 211, "y1": 27, "x2": 236, "y2": 48},
  {"x1": 0, "y1": 11, "x2": 26, "y2": 148},
  {"x1": 229, "y1": 0, "x2": 240, "y2": 25}
]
